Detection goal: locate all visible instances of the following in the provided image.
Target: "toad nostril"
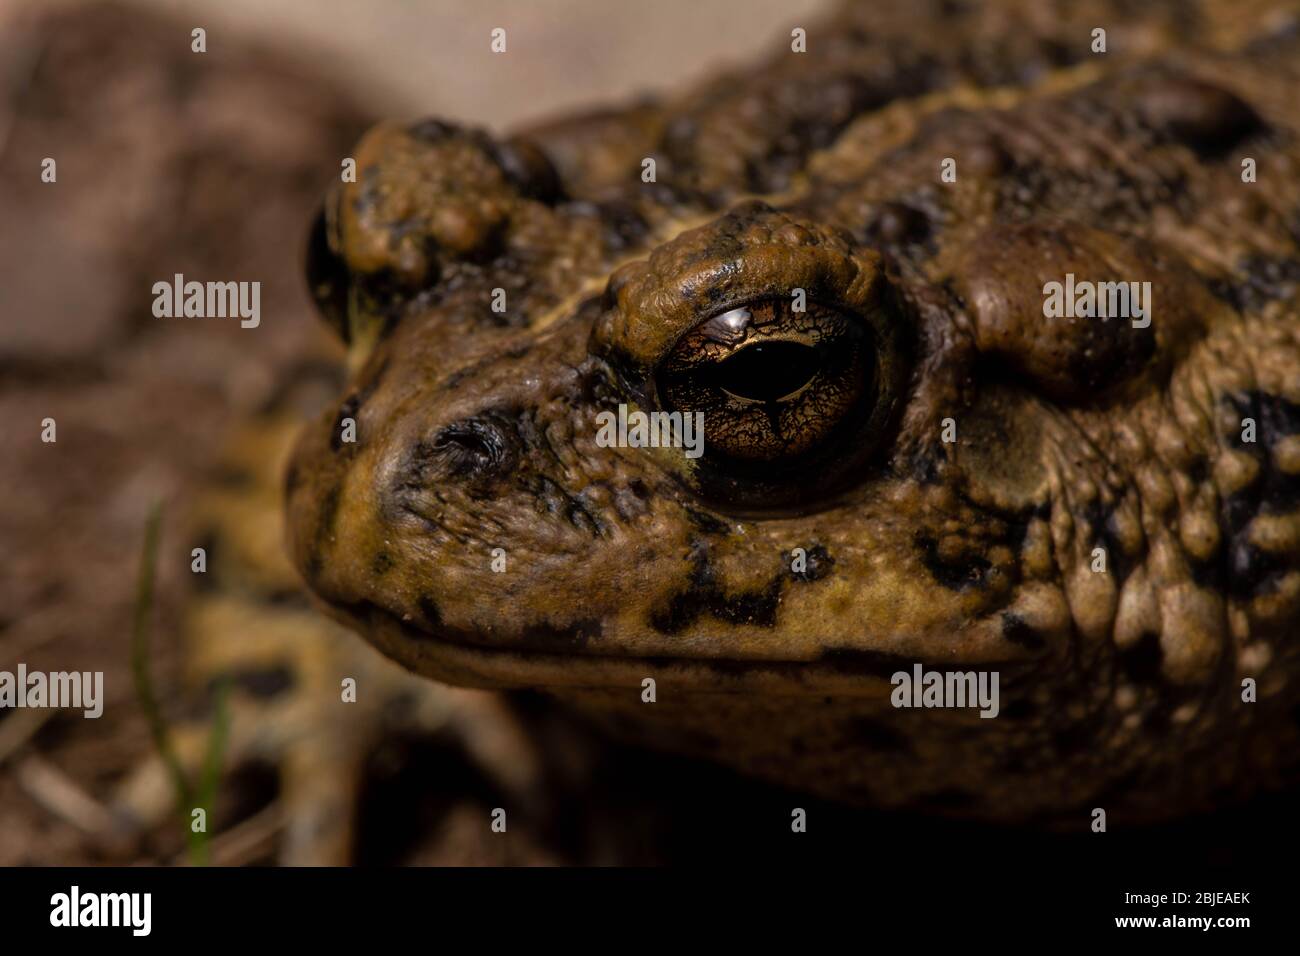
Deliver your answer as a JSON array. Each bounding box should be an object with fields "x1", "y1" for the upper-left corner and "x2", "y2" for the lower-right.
[{"x1": 430, "y1": 416, "x2": 518, "y2": 481}]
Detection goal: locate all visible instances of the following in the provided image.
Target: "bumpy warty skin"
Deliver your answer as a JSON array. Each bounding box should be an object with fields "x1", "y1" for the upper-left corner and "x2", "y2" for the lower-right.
[{"x1": 286, "y1": 0, "x2": 1300, "y2": 821}]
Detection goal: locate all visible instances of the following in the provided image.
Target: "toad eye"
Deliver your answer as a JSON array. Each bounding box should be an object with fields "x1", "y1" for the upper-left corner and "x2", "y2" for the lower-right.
[
  {"x1": 655, "y1": 299, "x2": 877, "y2": 463},
  {"x1": 703, "y1": 340, "x2": 823, "y2": 402}
]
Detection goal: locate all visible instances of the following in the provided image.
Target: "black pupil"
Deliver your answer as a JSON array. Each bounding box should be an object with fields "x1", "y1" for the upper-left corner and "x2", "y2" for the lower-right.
[{"x1": 708, "y1": 341, "x2": 821, "y2": 402}]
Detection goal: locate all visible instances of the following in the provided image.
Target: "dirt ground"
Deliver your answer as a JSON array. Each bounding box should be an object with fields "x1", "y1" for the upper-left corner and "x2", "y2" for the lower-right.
[{"x1": 0, "y1": 0, "x2": 375, "y2": 864}]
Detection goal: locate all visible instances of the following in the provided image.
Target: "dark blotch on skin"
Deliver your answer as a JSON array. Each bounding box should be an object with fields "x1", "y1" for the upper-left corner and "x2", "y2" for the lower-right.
[
  {"x1": 686, "y1": 507, "x2": 732, "y2": 536},
  {"x1": 1215, "y1": 254, "x2": 1300, "y2": 312},
  {"x1": 914, "y1": 532, "x2": 993, "y2": 591},
  {"x1": 336, "y1": 598, "x2": 393, "y2": 635},
  {"x1": 711, "y1": 581, "x2": 783, "y2": 627},
  {"x1": 1226, "y1": 390, "x2": 1300, "y2": 447},
  {"x1": 650, "y1": 543, "x2": 782, "y2": 633},
  {"x1": 489, "y1": 136, "x2": 564, "y2": 205},
  {"x1": 1220, "y1": 390, "x2": 1300, "y2": 597},
  {"x1": 786, "y1": 544, "x2": 835, "y2": 583},
  {"x1": 372, "y1": 551, "x2": 394, "y2": 575},
  {"x1": 417, "y1": 596, "x2": 442, "y2": 631},
  {"x1": 1000, "y1": 612, "x2": 1045, "y2": 650},
  {"x1": 1080, "y1": 500, "x2": 1136, "y2": 584},
  {"x1": 1189, "y1": 550, "x2": 1226, "y2": 591},
  {"x1": 1227, "y1": 540, "x2": 1289, "y2": 600},
  {"x1": 1119, "y1": 631, "x2": 1164, "y2": 684}
]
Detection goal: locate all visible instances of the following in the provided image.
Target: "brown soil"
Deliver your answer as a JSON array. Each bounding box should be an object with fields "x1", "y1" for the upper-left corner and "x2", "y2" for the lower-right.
[{"x1": 0, "y1": 1, "x2": 371, "y2": 864}]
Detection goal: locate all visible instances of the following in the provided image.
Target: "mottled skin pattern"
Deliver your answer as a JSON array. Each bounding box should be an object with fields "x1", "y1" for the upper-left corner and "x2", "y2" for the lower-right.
[{"x1": 288, "y1": 0, "x2": 1300, "y2": 821}]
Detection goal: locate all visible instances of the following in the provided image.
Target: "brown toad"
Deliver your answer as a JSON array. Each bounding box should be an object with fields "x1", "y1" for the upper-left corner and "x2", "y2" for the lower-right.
[{"x1": 286, "y1": 0, "x2": 1300, "y2": 825}]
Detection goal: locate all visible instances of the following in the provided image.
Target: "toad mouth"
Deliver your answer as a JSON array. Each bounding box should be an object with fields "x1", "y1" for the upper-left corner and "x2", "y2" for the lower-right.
[{"x1": 330, "y1": 594, "x2": 1040, "y2": 694}]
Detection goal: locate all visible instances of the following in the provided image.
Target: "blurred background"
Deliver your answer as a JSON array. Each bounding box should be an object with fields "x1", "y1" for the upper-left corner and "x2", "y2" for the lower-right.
[{"x1": 135, "y1": 0, "x2": 832, "y2": 129}]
